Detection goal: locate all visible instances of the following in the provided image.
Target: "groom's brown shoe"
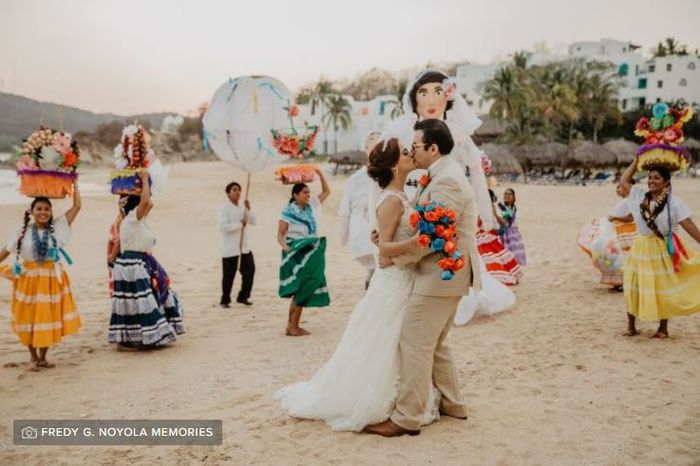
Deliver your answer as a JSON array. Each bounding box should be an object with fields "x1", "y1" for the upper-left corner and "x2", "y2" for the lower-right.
[{"x1": 362, "y1": 420, "x2": 420, "y2": 437}]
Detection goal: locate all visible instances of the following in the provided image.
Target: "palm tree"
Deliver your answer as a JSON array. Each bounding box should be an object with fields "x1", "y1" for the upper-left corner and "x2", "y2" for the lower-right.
[
  {"x1": 481, "y1": 66, "x2": 530, "y2": 122},
  {"x1": 585, "y1": 75, "x2": 622, "y2": 143},
  {"x1": 310, "y1": 79, "x2": 334, "y2": 116},
  {"x1": 512, "y1": 51, "x2": 529, "y2": 70},
  {"x1": 536, "y1": 66, "x2": 580, "y2": 132},
  {"x1": 388, "y1": 78, "x2": 408, "y2": 119},
  {"x1": 322, "y1": 95, "x2": 352, "y2": 154},
  {"x1": 653, "y1": 37, "x2": 689, "y2": 57}
]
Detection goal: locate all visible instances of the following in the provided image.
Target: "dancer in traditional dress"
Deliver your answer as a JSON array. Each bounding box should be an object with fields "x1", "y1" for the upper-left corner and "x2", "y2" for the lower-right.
[
  {"x1": 619, "y1": 160, "x2": 700, "y2": 338},
  {"x1": 0, "y1": 188, "x2": 82, "y2": 371},
  {"x1": 497, "y1": 188, "x2": 527, "y2": 266},
  {"x1": 107, "y1": 171, "x2": 184, "y2": 349},
  {"x1": 476, "y1": 189, "x2": 523, "y2": 286},
  {"x1": 277, "y1": 166, "x2": 331, "y2": 336}
]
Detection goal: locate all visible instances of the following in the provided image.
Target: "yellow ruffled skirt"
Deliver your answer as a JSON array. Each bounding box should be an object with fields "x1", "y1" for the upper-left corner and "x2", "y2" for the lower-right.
[
  {"x1": 11, "y1": 261, "x2": 81, "y2": 348},
  {"x1": 624, "y1": 234, "x2": 700, "y2": 321}
]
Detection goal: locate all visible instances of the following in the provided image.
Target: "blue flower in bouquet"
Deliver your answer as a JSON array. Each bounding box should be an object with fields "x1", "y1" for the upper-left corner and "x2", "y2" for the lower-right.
[
  {"x1": 424, "y1": 203, "x2": 435, "y2": 212},
  {"x1": 415, "y1": 204, "x2": 424, "y2": 213},
  {"x1": 431, "y1": 238, "x2": 445, "y2": 252},
  {"x1": 451, "y1": 250, "x2": 462, "y2": 260},
  {"x1": 441, "y1": 270, "x2": 454, "y2": 280},
  {"x1": 440, "y1": 216, "x2": 451, "y2": 224},
  {"x1": 652, "y1": 102, "x2": 669, "y2": 119}
]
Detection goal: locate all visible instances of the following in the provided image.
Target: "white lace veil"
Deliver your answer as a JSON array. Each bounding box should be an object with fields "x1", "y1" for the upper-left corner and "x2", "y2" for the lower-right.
[{"x1": 382, "y1": 69, "x2": 494, "y2": 230}]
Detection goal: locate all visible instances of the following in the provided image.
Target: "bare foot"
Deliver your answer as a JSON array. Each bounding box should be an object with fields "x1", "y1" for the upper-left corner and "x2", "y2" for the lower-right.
[
  {"x1": 623, "y1": 329, "x2": 639, "y2": 337},
  {"x1": 286, "y1": 327, "x2": 310, "y2": 337},
  {"x1": 651, "y1": 331, "x2": 668, "y2": 339},
  {"x1": 37, "y1": 360, "x2": 56, "y2": 368},
  {"x1": 26, "y1": 361, "x2": 40, "y2": 372}
]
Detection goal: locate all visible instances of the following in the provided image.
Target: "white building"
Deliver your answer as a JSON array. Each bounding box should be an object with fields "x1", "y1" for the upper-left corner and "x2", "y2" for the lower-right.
[
  {"x1": 457, "y1": 39, "x2": 700, "y2": 114},
  {"x1": 297, "y1": 39, "x2": 699, "y2": 154}
]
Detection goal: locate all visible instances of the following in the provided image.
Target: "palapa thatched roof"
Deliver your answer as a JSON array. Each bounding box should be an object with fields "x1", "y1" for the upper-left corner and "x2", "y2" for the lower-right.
[
  {"x1": 329, "y1": 150, "x2": 367, "y2": 165},
  {"x1": 510, "y1": 143, "x2": 567, "y2": 168},
  {"x1": 480, "y1": 143, "x2": 523, "y2": 175},
  {"x1": 564, "y1": 141, "x2": 617, "y2": 168},
  {"x1": 602, "y1": 139, "x2": 639, "y2": 166}
]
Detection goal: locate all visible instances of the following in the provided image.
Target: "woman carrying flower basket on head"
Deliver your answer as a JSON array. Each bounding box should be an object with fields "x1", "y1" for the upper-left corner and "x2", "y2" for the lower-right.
[
  {"x1": 619, "y1": 104, "x2": 700, "y2": 338},
  {"x1": 277, "y1": 166, "x2": 331, "y2": 337},
  {"x1": 107, "y1": 171, "x2": 184, "y2": 349},
  {"x1": 0, "y1": 188, "x2": 82, "y2": 371}
]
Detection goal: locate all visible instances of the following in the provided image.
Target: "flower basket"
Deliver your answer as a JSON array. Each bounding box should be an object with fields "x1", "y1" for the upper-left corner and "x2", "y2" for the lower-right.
[
  {"x1": 17, "y1": 169, "x2": 77, "y2": 199},
  {"x1": 274, "y1": 164, "x2": 317, "y2": 185},
  {"x1": 634, "y1": 104, "x2": 693, "y2": 173},
  {"x1": 635, "y1": 144, "x2": 690, "y2": 173},
  {"x1": 110, "y1": 168, "x2": 149, "y2": 195}
]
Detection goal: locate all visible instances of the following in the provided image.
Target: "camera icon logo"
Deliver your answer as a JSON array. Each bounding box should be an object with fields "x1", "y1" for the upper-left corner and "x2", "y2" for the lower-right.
[{"x1": 21, "y1": 426, "x2": 38, "y2": 440}]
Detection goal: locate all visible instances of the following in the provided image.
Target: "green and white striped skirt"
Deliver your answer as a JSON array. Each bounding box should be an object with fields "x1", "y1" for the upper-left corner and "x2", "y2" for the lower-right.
[{"x1": 279, "y1": 237, "x2": 331, "y2": 308}]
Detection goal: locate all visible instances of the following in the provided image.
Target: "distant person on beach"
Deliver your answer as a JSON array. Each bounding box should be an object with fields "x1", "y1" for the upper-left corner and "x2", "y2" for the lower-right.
[
  {"x1": 107, "y1": 171, "x2": 185, "y2": 349},
  {"x1": 219, "y1": 181, "x2": 256, "y2": 308},
  {"x1": 618, "y1": 160, "x2": 700, "y2": 338},
  {"x1": 476, "y1": 189, "x2": 524, "y2": 285},
  {"x1": 339, "y1": 132, "x2": 381, "y2": 289},
  {"x1": 0, "y1": 188, "x2": 82, "y2": 371},
  {"x1": 497, "y1": 188, "x2": 527, "y2": 266},
  {"x1": 277, "y1": 166, "x2": 331, "y2": 336}
]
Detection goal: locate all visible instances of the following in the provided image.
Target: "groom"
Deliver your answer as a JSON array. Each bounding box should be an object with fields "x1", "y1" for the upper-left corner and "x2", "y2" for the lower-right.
[{"x1": 365, "y1": 119, "x2": 481, "y2": 437}]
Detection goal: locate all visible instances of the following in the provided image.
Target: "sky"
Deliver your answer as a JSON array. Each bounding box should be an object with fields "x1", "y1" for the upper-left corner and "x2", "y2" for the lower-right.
[{"x1": 1, "y1": 0, "x2": 699, "y2": 115}]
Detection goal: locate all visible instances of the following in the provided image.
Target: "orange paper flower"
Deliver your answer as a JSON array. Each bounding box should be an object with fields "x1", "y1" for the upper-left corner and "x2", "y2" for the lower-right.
[
  {"x1": 409, "y1": 212, "x2": 422, "y2": 228},
  {"x1": 417, "y1": 234, "x2": 431, "y2": 247},
  {"x1": 443, "y1": 241, "x2": 456, "y2": 255},
  {"x1": 419, "y1": 175, "x2": 430, "y2": 187},
  {"x1": 424, "y1": 211, "x2": 439, "y2": 222}
]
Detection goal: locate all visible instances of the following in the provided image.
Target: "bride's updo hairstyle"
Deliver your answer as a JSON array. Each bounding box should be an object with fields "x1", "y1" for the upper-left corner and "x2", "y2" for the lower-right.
[{"x1": 367, "y1": 138, "x2": 400, "y2": 189}]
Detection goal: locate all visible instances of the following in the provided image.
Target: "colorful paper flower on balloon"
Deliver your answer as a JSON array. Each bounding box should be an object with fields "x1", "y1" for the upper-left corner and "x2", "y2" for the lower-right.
[
  {"x1": 409, "y1": 201, "x2": 465, "y2": 280},
  {"x1": 113, "y1": 125, "x2": 152, "y2": 170}
]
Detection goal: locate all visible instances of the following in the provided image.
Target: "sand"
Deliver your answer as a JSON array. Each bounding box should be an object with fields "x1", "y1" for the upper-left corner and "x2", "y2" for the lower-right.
[{"x1": 0, "y1": 161, "x2": 699, "y2": 465}]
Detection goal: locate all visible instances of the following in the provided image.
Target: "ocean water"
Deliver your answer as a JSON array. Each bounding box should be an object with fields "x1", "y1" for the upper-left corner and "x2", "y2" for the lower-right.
[{"x1": 0, "y1": 170, "x2": 109, "y2": 205}]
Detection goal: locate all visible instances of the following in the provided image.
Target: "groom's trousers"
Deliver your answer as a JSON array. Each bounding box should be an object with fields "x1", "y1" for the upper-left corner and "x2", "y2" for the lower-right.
[{"x1": 390, "y1": 294, "x2": 467, "y2": 431}]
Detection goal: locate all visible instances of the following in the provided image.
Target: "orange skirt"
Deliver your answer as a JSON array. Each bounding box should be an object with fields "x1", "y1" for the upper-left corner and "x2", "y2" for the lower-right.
[{"x1": 11, "y1": 261, "x2": 81, "y2": 348}]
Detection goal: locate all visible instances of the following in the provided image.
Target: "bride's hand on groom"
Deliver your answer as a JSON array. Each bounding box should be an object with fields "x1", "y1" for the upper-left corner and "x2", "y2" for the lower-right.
[{"x1": 378, "y1": 256, "x2": 393, "y2": 269}]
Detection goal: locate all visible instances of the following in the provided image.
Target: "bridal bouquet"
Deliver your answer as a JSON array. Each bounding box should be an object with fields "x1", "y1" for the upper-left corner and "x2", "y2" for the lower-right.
[{"x1": 409, "y1": 201, "x2": 466, "y2": 280}]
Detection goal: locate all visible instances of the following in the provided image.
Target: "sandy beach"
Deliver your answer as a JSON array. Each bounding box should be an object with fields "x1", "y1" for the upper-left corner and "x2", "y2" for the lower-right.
[{"x1": 0, "y1": 161, "x2": 699, "y2": 465}]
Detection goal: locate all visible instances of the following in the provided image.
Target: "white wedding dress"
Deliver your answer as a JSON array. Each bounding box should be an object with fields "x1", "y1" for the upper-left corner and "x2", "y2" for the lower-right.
[{"x1": 274, "y1": 190, "x2": 440, "y2": 431}]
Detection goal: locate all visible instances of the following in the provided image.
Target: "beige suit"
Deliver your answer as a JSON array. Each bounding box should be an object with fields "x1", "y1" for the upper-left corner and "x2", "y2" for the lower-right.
[{"x1": 390, "y1": 155, "x2": 479, "y2": 431}]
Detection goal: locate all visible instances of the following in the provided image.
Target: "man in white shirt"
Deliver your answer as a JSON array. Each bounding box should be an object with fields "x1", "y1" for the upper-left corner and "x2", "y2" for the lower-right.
[
  {"x1": 339, "y1": 132, "x2": 380, "y2": 289},
  {"x1": 219, "y1": 182, "x2": 256, "y2": 307}
]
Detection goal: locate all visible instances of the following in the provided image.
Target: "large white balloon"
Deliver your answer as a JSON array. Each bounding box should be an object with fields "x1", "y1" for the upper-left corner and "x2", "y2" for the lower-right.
[{"x1": 202, "y1": 76, "x2": 294, "y2": 172}]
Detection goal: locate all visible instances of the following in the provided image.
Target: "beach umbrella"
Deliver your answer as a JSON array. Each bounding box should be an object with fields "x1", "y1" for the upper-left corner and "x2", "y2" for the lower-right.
[
  {"x1": 564, "y1": 141, "x2": 617, "y2": 168},
  {"x1": 602, "y1": 139, "x2": 639, "y2": 166},
  {"x1": 480, "y1": 143, "x2": 523, "y2": 175}
]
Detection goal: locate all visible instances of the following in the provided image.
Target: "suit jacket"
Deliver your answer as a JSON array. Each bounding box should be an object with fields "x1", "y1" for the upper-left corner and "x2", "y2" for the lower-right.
[{"x1": 393, "y1": 156, "x2": 481, "y2": 297}]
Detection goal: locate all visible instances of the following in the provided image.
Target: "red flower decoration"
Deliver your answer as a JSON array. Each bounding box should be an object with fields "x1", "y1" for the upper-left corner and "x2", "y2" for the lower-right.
[
  {"x1": 419, "y1": 175, "x2": 431, "y2": 187},
  {"x1": 288, "y1": 105, "x2": 299, "y2": 117},
  {"x1": 417, "y1": 234, "x2": 431, "y2": 247}
]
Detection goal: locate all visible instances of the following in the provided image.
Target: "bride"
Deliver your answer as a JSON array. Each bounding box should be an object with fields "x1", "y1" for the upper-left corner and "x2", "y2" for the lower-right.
[{"x1": 274, "y1": 137, "x2": 440, "y2": 431}]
